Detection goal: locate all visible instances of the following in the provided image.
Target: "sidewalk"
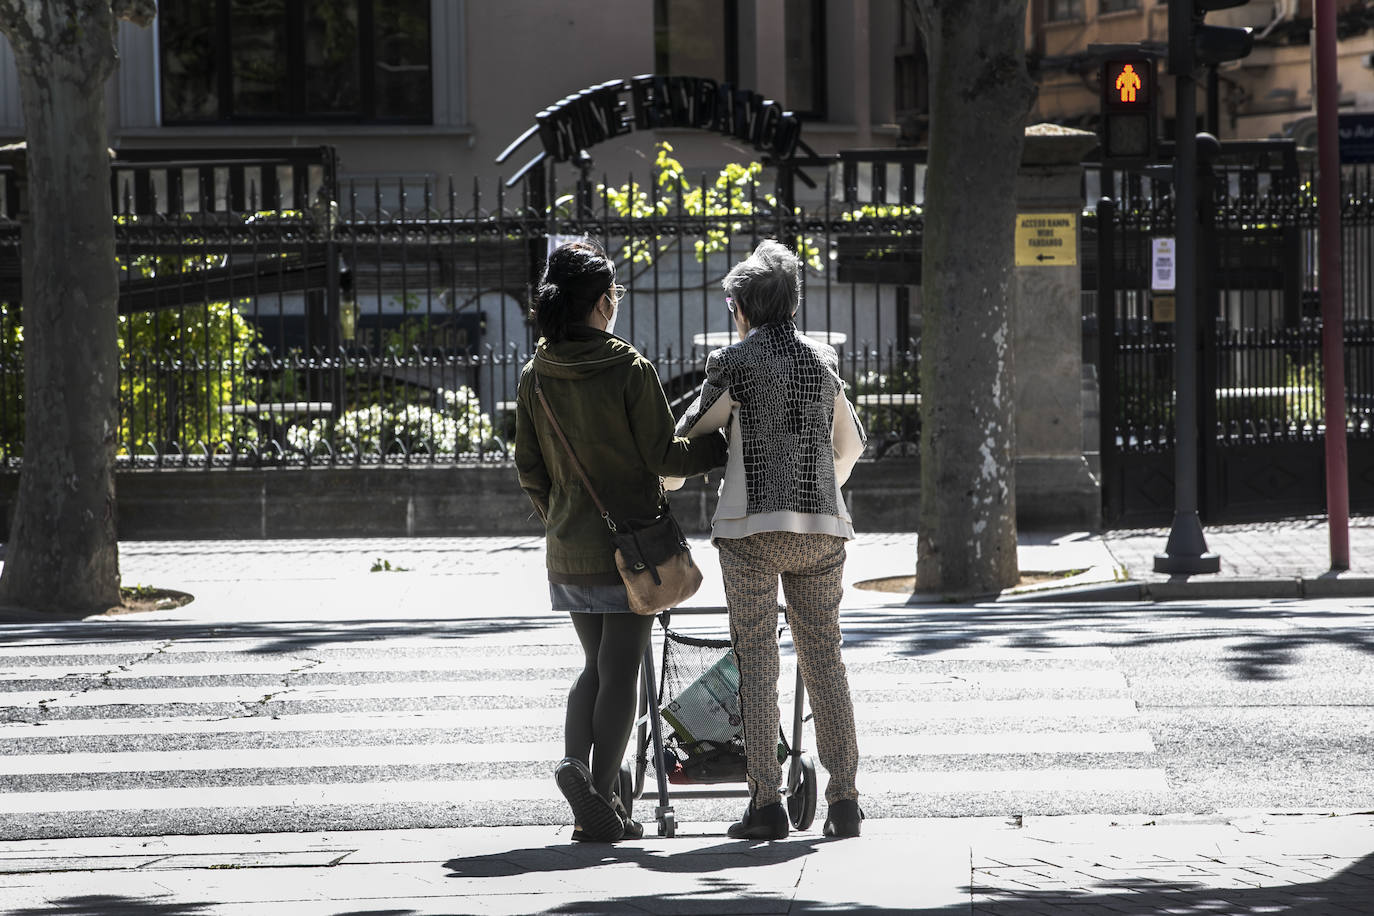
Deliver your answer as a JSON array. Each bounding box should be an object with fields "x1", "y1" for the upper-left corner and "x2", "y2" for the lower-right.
[
  {"x1": 3, "y1": 812, "x2": 1371, "y2": 914},
  {"x1": 1027, "y1": 515, "x2": 1374, "y2": 602},
  {"x1": 3, "y1": 520, "x2": 1374, "y2": 913},
  {"x1": 788, "y1": 515, "x2": 1374, "y2": 605},
  {"x1": 8, "y1": 516, "x2": 1371, "y2": 619}
]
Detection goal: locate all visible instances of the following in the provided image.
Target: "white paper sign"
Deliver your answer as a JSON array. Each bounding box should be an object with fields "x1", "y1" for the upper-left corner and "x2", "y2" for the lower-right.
[{"x1": 1151, "y1": 237, "x2": 1176, "y2": 292}]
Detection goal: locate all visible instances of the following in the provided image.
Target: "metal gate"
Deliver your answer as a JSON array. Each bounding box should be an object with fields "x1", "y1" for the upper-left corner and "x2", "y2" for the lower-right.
[
  {"x1": 0, "y1": 146, "x2": 926, "y2": 472},
  {"x1": 1096, "y1": 140, "x2": 1374, "y2": 526}
]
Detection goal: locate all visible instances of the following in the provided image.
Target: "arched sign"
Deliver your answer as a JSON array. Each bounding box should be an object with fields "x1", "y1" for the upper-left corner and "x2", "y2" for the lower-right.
[{"x1": 496, "y1": 75, "x2": 815, "y2": 185}]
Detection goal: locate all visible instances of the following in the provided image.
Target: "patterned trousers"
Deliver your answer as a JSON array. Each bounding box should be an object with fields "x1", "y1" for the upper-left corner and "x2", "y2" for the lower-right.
[{"x1": 717, "y1": 530, "x2": 859, "y2": 807}]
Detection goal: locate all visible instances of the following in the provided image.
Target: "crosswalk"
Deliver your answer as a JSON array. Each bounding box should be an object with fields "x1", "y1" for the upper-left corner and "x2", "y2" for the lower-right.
[{"x1": 0, "y1": 617, "x2": 1169, "y2": 839}]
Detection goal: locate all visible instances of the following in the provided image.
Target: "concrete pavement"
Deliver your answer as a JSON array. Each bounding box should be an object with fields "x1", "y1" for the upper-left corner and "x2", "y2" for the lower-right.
[
  {"x1": 2, "y1": 518, "x2": 1374, "y2": 913},
  {"x1": 3, "y1": 812, "x2": 1371, "y2": 914}
]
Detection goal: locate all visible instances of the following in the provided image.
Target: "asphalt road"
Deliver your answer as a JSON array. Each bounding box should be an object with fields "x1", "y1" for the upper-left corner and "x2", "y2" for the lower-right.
[{"x1": 1, "y1": 592, "x2": 1371, "y2": 841}]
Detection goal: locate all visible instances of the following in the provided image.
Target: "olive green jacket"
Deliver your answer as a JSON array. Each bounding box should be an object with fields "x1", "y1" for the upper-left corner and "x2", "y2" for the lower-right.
[{"x1": 515, "y1": 326, "x2": 727, "y2": 581}]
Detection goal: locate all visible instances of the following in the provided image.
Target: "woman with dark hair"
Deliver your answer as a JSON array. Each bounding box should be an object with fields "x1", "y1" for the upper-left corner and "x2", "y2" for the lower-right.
[
  {"x1": 515, "y1": 239, "x2": 727, "y2": 842},
  {"x1": 670, "y1": 239, "x2": 867, "y2": 841}
]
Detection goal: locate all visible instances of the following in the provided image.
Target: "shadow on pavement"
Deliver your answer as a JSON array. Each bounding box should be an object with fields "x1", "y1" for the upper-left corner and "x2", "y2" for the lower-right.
[
  {"x1": 0, "y1": 616, "x2": 562, "y2": 655},
  {"x1": 969, "y1": 849, "x2": 1374, "y2": 915},
  {"x1": 444, "y1": 837, "x2": 822, "y2": 878},
  {"x1": 842, "y1": 600, "x2": 1374, "y2": 682},
  {"x1": 6, "y1": 896, "x2": 214, "y2": 916},
  {"x1": 441, "y1": 839, "x2": 957, "y2": 914}
]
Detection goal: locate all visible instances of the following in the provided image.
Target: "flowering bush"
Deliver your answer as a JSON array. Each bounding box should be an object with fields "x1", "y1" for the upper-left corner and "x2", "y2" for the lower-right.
[{"x1": 287, "y1": 386, "x2": 495, "y2": 459}]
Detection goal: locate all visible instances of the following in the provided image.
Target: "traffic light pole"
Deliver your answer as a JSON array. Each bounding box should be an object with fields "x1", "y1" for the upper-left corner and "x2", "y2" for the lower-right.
[{"x1": 1154, "y1": 43, "x2": 1220, "y2": 575}]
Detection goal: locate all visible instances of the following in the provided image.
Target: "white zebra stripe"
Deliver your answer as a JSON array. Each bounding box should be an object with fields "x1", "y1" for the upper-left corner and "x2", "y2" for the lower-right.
[
  {"x1": 0, "y1": 680, "x2": 569, "y2": 707},
  {"x1": 0, "y1": 711, "x2": 478, "y2": 741},
  {"x1": 0, "y1": 641, "x2": 1116, "y2": 664},
  {"x1": 0, "y1": 730, "x2": 1156, "y2": 775},
  {"x1": 858, "y1": 768, "x2": 1169, "y2": 794},
  {"x1": 0, "y1": 743, "x2": 556, "y2": 774},
  {"x1": 0, "y1": 699, "x2": 1138, "y2": 744},
  {"x1": 0, "y1": 768, "x2": 1169, "y2": 816},
  {"x1": 0, "y1": 661, "x2": 1126, "y2": 692},
  {"x1": 0, "y1": 671, "x2": 1139, "y2": 713}
]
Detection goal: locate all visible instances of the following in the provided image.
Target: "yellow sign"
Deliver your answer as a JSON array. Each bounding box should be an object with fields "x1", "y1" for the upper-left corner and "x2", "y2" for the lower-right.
[
  {"x1": 1015, "y1": 212, "x2": 1077, "y2": 266},
  {"x1": 1153, "y1": 294, "x2": 1176, "y2": 323}
]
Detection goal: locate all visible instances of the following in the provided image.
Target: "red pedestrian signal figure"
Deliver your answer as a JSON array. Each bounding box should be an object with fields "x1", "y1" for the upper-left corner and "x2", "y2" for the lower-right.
[
  {"x1": 1115, "y1": 64, "x2": 1142, "y2": 103},
  {"x1": 1099, "y1": 56, "x2": 1157, "y2": 163}
]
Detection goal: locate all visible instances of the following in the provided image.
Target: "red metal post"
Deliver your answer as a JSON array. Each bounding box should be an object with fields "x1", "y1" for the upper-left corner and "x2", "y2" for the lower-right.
[{"x1": 1316, "y1": 0, "x2": 1351, "y2": 570}]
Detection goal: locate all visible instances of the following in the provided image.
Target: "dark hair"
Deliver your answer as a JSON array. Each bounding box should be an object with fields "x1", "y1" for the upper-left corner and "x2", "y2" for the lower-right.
[
  {"x1": 721, "y1": 239, "x2": 800, "y2": 328},
  {"x1": 531, "y1": 239, "x2": 615, "y2": 343}
]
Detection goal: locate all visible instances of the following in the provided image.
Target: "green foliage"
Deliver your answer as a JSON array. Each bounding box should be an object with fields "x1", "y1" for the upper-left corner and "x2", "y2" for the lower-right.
[
  {"x1": 117, "y1": 301, "x2": 269, "y2": 454},
  {"x1": 287, "y1": 386, "x2": 495, "y2": 459},
  {"x1": 596, "y1": 142, "x2": 823, "y2": 272},
  {"x1": 1285, "y1": 355, "x2": 1322, "y2": 427},
  {"x1": 851, "y1": 353, "x2": 919, "y2": 453},
  {"x1": 840, "y1": 203, "x2": 923, "y2": 222},
  {"x1": 377, "y1": 293, "x2": 432, "y2": 355},
  {"x1": 1, "y1": 295, "x2": 268, "y2": 458}
]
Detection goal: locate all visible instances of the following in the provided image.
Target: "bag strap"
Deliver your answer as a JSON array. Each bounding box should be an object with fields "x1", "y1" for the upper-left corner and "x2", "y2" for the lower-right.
[{"x1": 533, "y1": 371, "x2": 618, "y2": 533}]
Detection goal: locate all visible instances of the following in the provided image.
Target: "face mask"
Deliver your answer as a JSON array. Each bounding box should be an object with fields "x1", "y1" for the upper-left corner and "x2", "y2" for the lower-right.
[{"x1": 604, "y1": 302, "x2": 618, "y2": 335}]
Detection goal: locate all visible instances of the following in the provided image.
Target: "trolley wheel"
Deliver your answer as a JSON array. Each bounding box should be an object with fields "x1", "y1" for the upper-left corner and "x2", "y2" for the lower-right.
[
  {"x1": 618, "y1": 762, "x2": 634, "y2": 819},
  {"x1": 788, "y1": 754, "x2": 818, "y2": 831},
  {"x1": 658, "y1": 810, "x2": 676, "y2": 837}
]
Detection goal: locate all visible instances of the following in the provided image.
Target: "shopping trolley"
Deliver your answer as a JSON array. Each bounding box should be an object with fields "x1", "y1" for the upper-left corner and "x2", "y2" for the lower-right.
[{"x1": 620, "y1": 606, "x2": 818, "y2": 838}]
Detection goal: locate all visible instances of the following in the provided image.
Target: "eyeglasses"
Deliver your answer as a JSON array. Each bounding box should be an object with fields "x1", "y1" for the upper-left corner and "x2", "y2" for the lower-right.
[
  {"x1": 606, "y1": 284, "x2": 626, "y2": 306},
  {"x1": 725, "y1": 295, "x2": 737, "y2": 315}
]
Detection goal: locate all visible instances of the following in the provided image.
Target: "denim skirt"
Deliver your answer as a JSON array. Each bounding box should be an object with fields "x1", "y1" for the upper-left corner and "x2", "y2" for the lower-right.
[{"x1": 549, "y1": 581, "x2": 633, "y2": 614}]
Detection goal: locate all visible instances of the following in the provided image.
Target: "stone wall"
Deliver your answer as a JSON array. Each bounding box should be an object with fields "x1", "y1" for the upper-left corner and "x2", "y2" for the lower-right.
[{"x1": 0, "y1": 458, "x2": 1095, "y2": 540}]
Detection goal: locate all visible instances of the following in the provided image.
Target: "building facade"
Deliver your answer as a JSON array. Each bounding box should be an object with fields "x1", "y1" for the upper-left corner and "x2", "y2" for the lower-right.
[
  {"x1": 1029, "y1": 0, "x2": 1374, "y2": 144},
  {"x1": 0, "y1": 0, "x2": 913, "y2": 195},
  {"x1": 4, "y1": 3, "x2": 1374, "y2": 181}
]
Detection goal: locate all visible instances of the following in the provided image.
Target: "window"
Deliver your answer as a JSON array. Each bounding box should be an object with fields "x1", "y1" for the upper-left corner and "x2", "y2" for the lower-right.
[
  {"x1": 159, "y1": 0, "x2": 432, "y2": 125},
  {"x1": 784, "y1": 0, "x2": 826, "y2": 119},
  {"x1": 1099, "y1": 0, "x2": 1141, "y2": 13},
  {"x1": 1047, "y1": 0, "x2": 1084, "y2": 21},
  {"x1": 653, "y1": 0, "x2": 826, "y2": 118},
  {"x1": 654, "y1": 0, "x2": 739, "y2": 86},
  {"x1": 894, "y1": 2, "x2": 927, "y2": 119}
]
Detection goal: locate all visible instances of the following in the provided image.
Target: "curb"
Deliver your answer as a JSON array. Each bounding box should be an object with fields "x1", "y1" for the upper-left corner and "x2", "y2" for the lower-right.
[{"x1": 1010, "y1": 575, "x2": 1374, "y2": 602}]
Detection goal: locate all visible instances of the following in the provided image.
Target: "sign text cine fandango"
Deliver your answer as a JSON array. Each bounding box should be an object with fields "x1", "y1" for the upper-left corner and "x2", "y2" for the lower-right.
[{"x1": 527, "y1": 76, "x2": 807, "y2": 165}]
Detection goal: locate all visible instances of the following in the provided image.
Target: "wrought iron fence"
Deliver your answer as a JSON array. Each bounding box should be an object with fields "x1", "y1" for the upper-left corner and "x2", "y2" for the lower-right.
[
  {"x1": 0, "y1": 147, "x2": 925, "y2": 470},
  {"x1": 1096, "y1": 142, "x2": 1374, "y2": 522}
]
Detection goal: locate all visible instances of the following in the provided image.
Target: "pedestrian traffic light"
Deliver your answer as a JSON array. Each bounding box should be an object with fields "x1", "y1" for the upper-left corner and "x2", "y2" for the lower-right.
[
  {"x1": 1099, "y1": 57, "x2": 1158, "y2": 164},
  {"x1": 1168, "y1": 0, "x2": 1255, "y2": 75}
]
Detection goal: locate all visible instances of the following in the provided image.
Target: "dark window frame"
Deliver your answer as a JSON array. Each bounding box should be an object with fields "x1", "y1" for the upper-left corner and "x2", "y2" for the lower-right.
[
  {"x1": 784, "y1": 0, "x2": 827, "y2": 120},
  {"x1": 893, "y1": 1, "x2": 927, "y2": 120},
  {"x1": 1099, "y1": 0, "x2": 1141, "y2": 13},
  {"x1": 1047, "y1": 0, "x2": 1085, "y2": 21},
  {"x1": 159, "y1": 0, "x2": 432, "y2": 126},
  {"x1": 653, "y1": 0, "x2": 828, "y2": 120},
  {"x1": 654, "y1": 0, "x2": 740, "y2": 88}
]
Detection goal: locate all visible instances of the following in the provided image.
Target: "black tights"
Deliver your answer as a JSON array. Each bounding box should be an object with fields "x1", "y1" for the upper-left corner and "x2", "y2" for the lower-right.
[{"x1": 566, "y1": 611, "x2": 654, "y2": 801}]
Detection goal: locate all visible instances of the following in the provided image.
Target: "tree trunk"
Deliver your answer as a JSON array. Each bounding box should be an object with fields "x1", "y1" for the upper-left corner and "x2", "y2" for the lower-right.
[
  {"x1": 913, "y1": 0, "x2": 1035, "y2": 597},
  {"x1": 0, "y1": 1, "x2": 153, "y2": 615}
]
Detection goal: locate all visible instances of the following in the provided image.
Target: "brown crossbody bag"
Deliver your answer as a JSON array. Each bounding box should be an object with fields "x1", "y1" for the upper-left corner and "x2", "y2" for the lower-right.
[{"x1": 534, "y1": 373, "x2": 702, "y2": 616}]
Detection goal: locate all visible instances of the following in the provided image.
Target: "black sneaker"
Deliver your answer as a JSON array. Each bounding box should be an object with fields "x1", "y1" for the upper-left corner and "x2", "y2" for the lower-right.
[
  {"x1": 555, "y1": 758, "x2": 624, "y2": 843},
  {"x1": 822, "y1": 798, "x2": 864, "y2": 838},
  {"x1": 611, "y1": 794, "x2": 644, "y2": 840},
  {"x1": 727, "y1": 800, "x2": 789, "y2": 840}
]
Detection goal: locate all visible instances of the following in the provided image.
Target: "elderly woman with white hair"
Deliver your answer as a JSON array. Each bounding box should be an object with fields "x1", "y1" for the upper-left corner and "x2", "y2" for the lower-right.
[{"x1": 668, "y1": 239, "x2": 867, "y2": 840}]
